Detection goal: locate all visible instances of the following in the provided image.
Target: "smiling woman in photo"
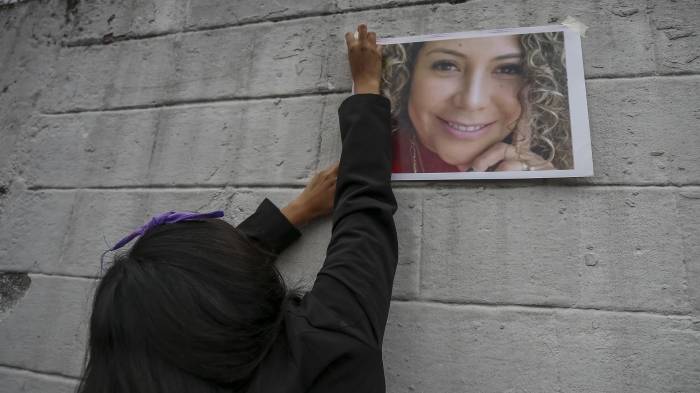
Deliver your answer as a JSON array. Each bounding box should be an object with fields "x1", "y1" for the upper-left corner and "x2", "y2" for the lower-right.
[{"x1": 382, "y1": 32, "x2": 573, "y2": 173}]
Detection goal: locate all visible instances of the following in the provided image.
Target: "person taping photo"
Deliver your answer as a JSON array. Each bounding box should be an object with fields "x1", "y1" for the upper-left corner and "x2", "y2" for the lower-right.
[{"x1": 78, "y1": 24, "x2": 398, "y2": 393}]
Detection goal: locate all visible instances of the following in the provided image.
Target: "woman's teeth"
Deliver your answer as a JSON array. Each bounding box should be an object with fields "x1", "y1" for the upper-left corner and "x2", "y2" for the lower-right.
[{"x1": 447, "y1": 121, "x2": 487, "y2": 133}]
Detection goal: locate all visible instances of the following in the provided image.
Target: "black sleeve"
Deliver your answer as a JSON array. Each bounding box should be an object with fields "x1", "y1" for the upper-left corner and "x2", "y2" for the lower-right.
[
  {"x1": 307, "y1": 94, "x2": 398, "y2": 346},
  {"x1": 236, "y1": 198, "x2": 302, "y2": 255}
]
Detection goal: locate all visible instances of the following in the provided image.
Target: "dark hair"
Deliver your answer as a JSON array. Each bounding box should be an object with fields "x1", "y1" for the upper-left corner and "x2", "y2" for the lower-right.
[
  {"x1": 380, "y1": 41, "x2": 424, "y2": 136},
  {"x1": 77, "y1": 219, "x2": 289, "y2": 393}
]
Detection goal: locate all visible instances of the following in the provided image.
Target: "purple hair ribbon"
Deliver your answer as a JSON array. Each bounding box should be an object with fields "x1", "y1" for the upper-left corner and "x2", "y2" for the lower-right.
[
  {"x1": 108, "y1": 210, "x2": 224, "y2": 251},
  {"x1": 99, "y1": 210, "x2": 224, "y2": 275}
]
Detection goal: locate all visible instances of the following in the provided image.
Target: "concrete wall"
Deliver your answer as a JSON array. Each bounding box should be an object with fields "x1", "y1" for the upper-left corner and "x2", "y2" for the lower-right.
[
  {"x1": 1, "y1": 0, "x2": 699, "y2": 392},
  {"x1": 0, "y1": 1, "x2": 28, "y2": 6}
]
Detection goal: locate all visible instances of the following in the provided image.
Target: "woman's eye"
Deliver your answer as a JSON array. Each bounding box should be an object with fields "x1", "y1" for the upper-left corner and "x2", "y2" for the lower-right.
[
  {"x1": 496, "y1": 63, "x2": 524, "y2": 75},
  {"x1": 431, "y1": 60, "x2": 459, "y2": 72}
]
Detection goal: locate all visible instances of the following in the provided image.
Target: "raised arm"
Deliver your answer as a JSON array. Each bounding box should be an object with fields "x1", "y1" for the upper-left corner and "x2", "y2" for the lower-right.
[
  {"x1": 307, "y1": 25, "x2": 398, "y2": 347},
  {"x1": 236, "y1": 163, "x2": 338, "y2": 254}
]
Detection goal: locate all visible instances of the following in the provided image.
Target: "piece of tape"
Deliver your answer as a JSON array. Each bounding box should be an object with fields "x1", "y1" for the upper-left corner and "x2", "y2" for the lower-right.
[{"x1": 561, "y1": 16, "x2": 589, "y2": 37}]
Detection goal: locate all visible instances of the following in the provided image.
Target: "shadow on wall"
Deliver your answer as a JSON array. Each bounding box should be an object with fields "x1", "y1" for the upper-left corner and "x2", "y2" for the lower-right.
[
  {"x1": 0, "y1": 272, "x2": 31, "y2": 316},
  {"x1": 66, "y1": 0, "x2": 78, "y2": 15}
]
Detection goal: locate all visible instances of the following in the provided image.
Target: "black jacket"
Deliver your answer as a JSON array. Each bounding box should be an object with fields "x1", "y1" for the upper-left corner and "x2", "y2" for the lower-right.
[{"x1": 237, "y1": 94, "x2": 398, "y2": 393}]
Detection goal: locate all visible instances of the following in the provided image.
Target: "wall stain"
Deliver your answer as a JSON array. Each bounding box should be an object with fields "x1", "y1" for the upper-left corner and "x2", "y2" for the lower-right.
[
  {"x1": 0, "y1": 272, "x2": 31, "y2": 314},
  {"x1": 65, "y1": 0, "x2": 78, "y2": 14}
]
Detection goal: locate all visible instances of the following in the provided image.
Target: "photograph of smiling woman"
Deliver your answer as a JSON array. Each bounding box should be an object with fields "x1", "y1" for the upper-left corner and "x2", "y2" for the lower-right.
[{"x1": 380, "y1": 26, "x2": 593, "y2": 180}]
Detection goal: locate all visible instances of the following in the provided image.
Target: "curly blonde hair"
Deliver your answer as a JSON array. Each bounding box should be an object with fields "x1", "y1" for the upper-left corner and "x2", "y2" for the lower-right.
[{"x1": 381, "y1": 32, "x2": 573, "y2": 170}]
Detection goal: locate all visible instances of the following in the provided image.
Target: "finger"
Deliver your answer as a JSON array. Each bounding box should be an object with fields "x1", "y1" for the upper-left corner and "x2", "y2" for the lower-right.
[
  {"x1": 503, "y1": 145, "x2": 523, "y2": 162},
  {"x1": 496, "y1": 154, "x2": 555, "y2": 172},
  {"x1": 518, "y1": 150, "x2": 556, "y2": 170},
  {"x1": 529, "y1": 160, "x2": 556, "y2": 171},
  {"x1": 329, "y1": 162, "x2": 340, "y2": 176},
  {"x1": 310, "y1": 170, "x2": 323, "y2": 184},
  {"x1": 495, "y1": 160, "x2": 529, "y2": 172},
  {"x1": 323, "y1": 161, "x2": 339, "y2": 172},
  {"x1": 326, "y1": 182, "x2": 337, "y2": 195},
  {"x1": 345, "y1": 32, "x2": 354, "y2": 49},
  {"x1": 322, "y1": 163, "x2": 338, "y2": 179},
  {"x1": 367, "y1": 31, "x2": 377, "y2": 46},
  {"x1": 470, "y1": 143, "x2": 511, "y2": 172},
  {"x1": 512, "y1": 121, "x2": 531, "y2": 151},
  {"x1": 528, "y1": 158, "x2": 557, "y2": 171},
  {"x1": 358, "y1": 24, "x2": 368, "y2": 41},
  {"x1": 323, "y1": 170, "x2": 336, "y2": 182}
]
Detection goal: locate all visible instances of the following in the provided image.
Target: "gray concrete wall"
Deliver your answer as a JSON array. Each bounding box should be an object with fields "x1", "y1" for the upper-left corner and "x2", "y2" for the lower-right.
[
  {"x1": 0, "y1": 1, "x2": 29, "y2": 6},
  {"x1": 1, "y1": 0, "x2": 699, "y2": 392}
]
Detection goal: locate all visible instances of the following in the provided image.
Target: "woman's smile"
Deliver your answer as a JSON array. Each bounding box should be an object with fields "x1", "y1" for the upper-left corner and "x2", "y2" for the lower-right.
[{"x1": 437, "y1": 116, "x2": 496, "y2": 140}]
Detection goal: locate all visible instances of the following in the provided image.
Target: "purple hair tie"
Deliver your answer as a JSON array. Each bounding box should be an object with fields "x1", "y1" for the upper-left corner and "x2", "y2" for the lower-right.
[
  {"x1": 109, "y1": 210, "x2": 224, "y2": 251},
  {"x1": 100, "y1": 210, "x2": 224, "y2": 274}
]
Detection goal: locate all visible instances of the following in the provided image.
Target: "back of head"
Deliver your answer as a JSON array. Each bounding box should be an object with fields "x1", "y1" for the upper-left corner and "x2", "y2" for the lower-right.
[{"x1": 78, "y1": 219, "x2": 287, "y2": 393}]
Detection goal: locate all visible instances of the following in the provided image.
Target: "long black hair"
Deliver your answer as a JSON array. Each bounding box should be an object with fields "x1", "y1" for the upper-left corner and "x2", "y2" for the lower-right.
[{"x1": 77, "y1": 219, "x2": 289, "y2": 393}]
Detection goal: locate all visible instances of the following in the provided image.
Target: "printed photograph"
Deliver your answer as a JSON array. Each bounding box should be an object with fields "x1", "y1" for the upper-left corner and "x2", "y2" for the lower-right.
[{"x1": 380, "y1": 26, "x2": 592, "y2": 180}]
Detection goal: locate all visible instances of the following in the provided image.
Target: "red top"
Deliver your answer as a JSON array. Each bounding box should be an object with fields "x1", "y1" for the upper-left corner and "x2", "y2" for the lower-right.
[{"x1": 391, "y1": 131, "x2": 461, "y2": 173}]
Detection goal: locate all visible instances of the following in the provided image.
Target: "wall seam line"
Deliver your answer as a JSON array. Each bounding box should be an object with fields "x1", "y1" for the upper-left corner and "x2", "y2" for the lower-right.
[
  {"x1": 22, "y1": 185, "x2": 700, "y2": 192},
  {"x1": 392, "y1": 299, "x2": 696, "y2": 319},
  {"x1": 0, "y1": 363, "x2": 80, "y2": 382},
  {"x1": 38, "y1": 73, "x2": 700, "y2": 116},
  {"x1": 25, "y1": 272, "x2": 99, "y2": 281},
  {"x1": 4, "y1": 270, "x2": 695, "y2": 318},
  {"x1": 39, "y1": 90, "x2": 347, "y2": 116},
  {"x1": 416, "y1": 193, "x2": 425, "y2": 298},
  {"x1": 62, "y1": 0, "x2": 470, "y2": 48}
]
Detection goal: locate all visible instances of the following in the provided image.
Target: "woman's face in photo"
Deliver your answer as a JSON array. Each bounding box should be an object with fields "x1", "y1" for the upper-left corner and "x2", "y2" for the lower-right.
[{"x1": 407, "y1": 36, "x2": 525, "y2": 170}]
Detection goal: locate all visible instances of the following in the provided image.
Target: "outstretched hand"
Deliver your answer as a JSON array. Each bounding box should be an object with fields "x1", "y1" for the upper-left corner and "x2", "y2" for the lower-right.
[
  {"x1": 281, "y1": 163, "x2": 339, "y2": 227},
  {"x1": 345, "y1": 24, "x2": 382, "y2": 95}
]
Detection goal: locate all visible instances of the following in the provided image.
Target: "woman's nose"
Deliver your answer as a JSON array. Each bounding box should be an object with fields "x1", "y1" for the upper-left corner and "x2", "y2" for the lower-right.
[{"x1": 452, "y1": 71, "x2": 489, "y2": 111}]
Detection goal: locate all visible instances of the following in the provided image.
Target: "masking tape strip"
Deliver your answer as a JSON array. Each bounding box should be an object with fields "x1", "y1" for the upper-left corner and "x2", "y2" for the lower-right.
[{"x1": 561, "y1": 16, "x2": 589, "y2": 37}]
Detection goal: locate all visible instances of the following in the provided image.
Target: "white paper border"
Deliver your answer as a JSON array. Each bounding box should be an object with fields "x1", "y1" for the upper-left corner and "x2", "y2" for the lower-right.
[{"x1": 378, "y1": 25, "x2": 593, "y2": 181}]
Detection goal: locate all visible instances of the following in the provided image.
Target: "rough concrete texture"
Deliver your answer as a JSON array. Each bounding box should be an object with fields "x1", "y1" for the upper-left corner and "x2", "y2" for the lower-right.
[
  {"x1": 42, "y1": 0, "x2": 675, "y2": 113},
  {"x1": 0, "y1": 189, "x2": 421, "y2": 300},
  {"x1": 0, "y1": 368, "x2": 76, "y2": 393},
  {"x1": 65, "y1": 0, "x2": 432, "y2": 44},
  {"x1": 0, "y1": 0, "x2": 28, "y2": 6},
  {"x1": 0, "y1": 274, "x2": 93, "y2": 377},
  {"x1": 25, "y1": 95, "x2": 342, "y2": 187},
  {"x1": 0, "y1": 0, "x2": 65, "y2": 232},
  {"x1": 24, "y1": 78, "x2": 700, "y2": 187},
  {"x1": 1, "y1": 0, "x2": 699, "y2": 391},
  {"x1": 586, "y1": 76, "x2": 700, "y2": 184},
  {"x1": 383, "y1": 302, "x2": 700, "y2": 393},
  {"x1": 419, "y1": 187, "x2": 696, "y2": 314}
]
